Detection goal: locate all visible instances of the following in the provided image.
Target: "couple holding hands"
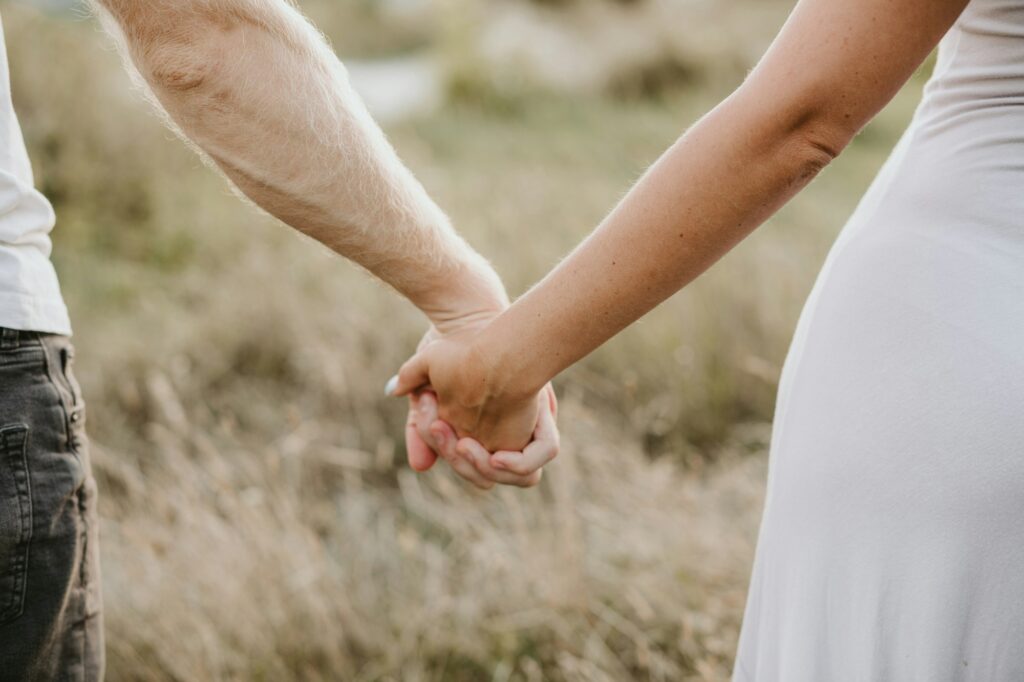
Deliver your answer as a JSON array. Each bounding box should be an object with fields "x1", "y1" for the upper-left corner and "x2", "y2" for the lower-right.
[{"x1": 9, "y1": 0, "x2": 1023, "y2": 679}]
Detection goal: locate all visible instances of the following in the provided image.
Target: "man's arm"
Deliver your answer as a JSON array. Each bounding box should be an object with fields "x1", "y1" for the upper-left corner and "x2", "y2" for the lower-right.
[
  {"x1": 90, "y1": 0, "x2": 556, "y2": 484},
  {"x1": 89, "y1": 0, "x2": 506, "y2": 329}
]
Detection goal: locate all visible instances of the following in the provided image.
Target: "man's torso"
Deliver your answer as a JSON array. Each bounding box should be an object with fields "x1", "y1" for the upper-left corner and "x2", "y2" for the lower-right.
[{"x1": 0, "y1": 12, "x2": 69, "y2": 336}]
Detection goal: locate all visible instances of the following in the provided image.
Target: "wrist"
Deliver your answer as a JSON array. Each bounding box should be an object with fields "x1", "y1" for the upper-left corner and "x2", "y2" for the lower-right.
[
  {"x1": 417, "y1": 253, "x2": 509, "y2": 335},
  {"x1": 471, "y1": 309, "x2": 550, "y2": 405}
]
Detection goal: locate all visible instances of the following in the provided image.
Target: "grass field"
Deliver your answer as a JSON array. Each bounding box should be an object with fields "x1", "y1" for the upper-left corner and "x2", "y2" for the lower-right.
[{"x1": 6, "y1": 1, "x2": 926, "y2": 679}]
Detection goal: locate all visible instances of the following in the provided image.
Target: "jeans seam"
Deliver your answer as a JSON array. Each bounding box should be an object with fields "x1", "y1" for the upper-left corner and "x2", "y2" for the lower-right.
[
  {"x1": 0, "y1": 424, "x2": 33, "y2": 624},
  {"x1": 40, "y1": 339, "x2": 81, "y2": 459}
]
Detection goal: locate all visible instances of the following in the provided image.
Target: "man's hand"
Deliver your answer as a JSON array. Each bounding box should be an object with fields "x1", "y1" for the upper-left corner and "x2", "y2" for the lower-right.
[
  {"x1": 392, "y1": 322, "x2": 545, "y2": 453},
  {"x1": 407, "y1": 386, "x2": 559, "y2": 490},
  {"x1": 397, "y1": 318, "x2": 559, "y2": 489}
]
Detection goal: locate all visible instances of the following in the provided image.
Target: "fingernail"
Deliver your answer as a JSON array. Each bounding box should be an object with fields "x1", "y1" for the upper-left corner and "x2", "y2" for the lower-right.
[
  {"x1": 492, "y1": 459, "x2": 507, "y2": 470},
  {"x1": 384, "y1": 375, "x2": 399, "y2": 396}
]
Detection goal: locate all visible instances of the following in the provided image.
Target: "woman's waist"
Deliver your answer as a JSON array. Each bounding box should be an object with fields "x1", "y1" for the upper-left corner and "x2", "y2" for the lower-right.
[
  {"x1": 874, "y1": 120, "x2": 1024, "y2": 222},
  {"x1": 826, "y1": 200, "x2": 1024, "y2": 365},
  {"x1": 854, "y1": 175, "x2": 1024, "y2": 246},
  {"x1": 910, "y1": 95, "x2": 1024, "y2": 151},
  {"x1": 844, "y1": 145, "x2": 1024, "y2": 263}
]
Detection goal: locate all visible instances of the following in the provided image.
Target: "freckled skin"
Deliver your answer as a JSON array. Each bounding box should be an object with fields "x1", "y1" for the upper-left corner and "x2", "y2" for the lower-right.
[{"x1": 400, "y1": 0, "x2": 969, "y2": 445}]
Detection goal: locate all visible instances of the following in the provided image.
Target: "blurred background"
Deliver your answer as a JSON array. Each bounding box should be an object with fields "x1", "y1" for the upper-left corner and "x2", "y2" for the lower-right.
[{"x1": 6, "y1": 0, "x2": 928, "y2": 679}]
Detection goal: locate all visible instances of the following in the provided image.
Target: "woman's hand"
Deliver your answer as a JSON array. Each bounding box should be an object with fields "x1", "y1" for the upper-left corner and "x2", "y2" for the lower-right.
[
  {"x1": 408, "y1": 385, "x2": 559, "y2": 489},
  {"x1": 392, "y1": 323, "x2": 545, "y2": 453},
  {"x1": 396, "y1": 321, "x2": 560, "y2": 489}
]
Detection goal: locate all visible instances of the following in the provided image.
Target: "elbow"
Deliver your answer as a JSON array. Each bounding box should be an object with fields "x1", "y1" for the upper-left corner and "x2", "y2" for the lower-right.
[
  {"x1": 792, "y1": 129, "x2": 842, "y2": 181},
  {"x1": 146, "y1": 50, "x2": 215, "y2": 94},
  {"x1": 731, "y1": 80, "x2": 858, "y2": 182},
  {"x1": 141, "y1": 24, "x2": 225, "y2": 95},
  {"x1": 798, "y1": 129, "x2": 844, "y2": 167},
  {"x1": 787, "y1": 115, "x2": 853, "y2": 182},
  {"x1": 98, "y1": 2, "x2": 228, "y2": 95}
]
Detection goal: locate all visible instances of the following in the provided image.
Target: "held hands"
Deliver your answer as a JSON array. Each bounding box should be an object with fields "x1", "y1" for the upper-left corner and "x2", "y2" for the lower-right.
[
  {"x1": 390, "y1": 322, "x2": 559, "y2": 490},
  {"x1": 405, "y1": 387, "x2": 558, "y2": 489}
]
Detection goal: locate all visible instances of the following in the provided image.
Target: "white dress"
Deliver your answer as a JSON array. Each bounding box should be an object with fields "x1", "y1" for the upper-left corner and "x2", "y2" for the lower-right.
[{"x1": 733, "y1": 1, "x2": 1024, "y2": 679}]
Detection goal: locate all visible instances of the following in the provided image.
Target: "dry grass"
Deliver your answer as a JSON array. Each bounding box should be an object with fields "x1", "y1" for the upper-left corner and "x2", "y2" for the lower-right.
[{"x1": 4, "y1": 1, "x2": 925, "y2": 679}]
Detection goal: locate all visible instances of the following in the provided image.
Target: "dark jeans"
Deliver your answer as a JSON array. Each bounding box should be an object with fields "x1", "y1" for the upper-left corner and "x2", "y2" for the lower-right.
[{"x1": 0, "y1": 328, "x2": 103, "y2": 681}]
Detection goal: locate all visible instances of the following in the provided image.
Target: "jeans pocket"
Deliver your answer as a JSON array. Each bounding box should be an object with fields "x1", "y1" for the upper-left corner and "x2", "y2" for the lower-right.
[{"x1": 0, "y1": 424, "x2": 32, "y2": 625}]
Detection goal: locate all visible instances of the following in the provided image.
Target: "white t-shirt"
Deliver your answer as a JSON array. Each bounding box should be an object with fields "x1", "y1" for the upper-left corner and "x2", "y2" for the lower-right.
[{"x1": 0, "y1": 13, "x2": 70, "y2": 335}]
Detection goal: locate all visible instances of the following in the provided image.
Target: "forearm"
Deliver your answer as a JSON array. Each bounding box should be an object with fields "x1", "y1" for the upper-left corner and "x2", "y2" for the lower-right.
[
  {"x1": 478, "y1": 0, "x2": 966, "y2": 398},
  {"x1": 482, "y1": 91, "x2": 836, "y2": 395},
  {"x1": 91, "y1": 0, "x2": 506, "y2": 327}
]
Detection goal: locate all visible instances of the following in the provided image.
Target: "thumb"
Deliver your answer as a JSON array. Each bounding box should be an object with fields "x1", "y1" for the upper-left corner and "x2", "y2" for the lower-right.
[{"x1": 388, "y1": 351, "x2": 431, "y2": 397}]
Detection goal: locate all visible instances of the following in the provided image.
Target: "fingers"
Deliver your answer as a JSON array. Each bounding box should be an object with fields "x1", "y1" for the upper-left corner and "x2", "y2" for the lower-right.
[
  {"x1": 546, "y1": 383, "x2": 558, "y2": 418},
  {"x1": 401, "y1": 377, "x2": 559, "y2": 490},
  {"x1": 405, "y1": 395, "x2": 438, "y2": 472},
  {"x1": 457, "y1": 437, "x2": 543, "y2": 488},
  {"x1": 432, "y1": 419, "x2": 495, "y2": 489},
  {"x1": 416, "y1": 394, "x2": 494, "y2": 490},
  {"x1": 390, "y1": 351, "x2": 430, "y2": 397},
  {"x1": 405, "y1": 420, "x2": 438, "y2": 472},
  {"x1": 413, "y1": 391, "x2": 441, "y2": 454},
  {"x1": 488, "y1": 396, "x2": 560, "y2": 476},
  {"x1": 404, "y1": 392, "x2": 493, "y2": 490},
  {"x1": 457, "y1": 391, "x2": 559, "y2": 488}
]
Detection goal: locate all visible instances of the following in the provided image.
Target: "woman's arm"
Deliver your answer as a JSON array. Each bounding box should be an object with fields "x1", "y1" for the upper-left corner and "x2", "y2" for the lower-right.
[{"x1": 394, "y1": 0, "x2": 968, "y2": 453}]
